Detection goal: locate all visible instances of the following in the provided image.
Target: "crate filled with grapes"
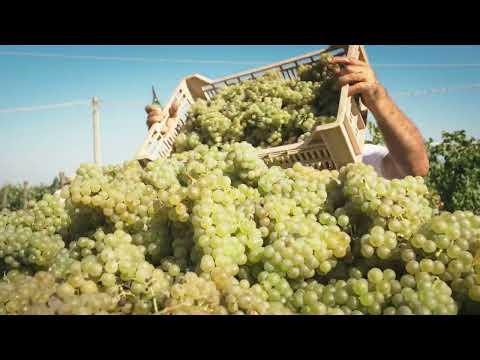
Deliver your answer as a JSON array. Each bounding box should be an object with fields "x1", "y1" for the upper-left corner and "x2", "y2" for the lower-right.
[{"x1": 136, "y1": 45, "x2": 369, "y2": 170}]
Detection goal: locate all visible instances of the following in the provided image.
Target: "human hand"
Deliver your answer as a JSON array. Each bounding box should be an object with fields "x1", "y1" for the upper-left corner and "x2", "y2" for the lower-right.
[
  {"x1": 145, "y1": 100, "x2": 179, "y2": 133},
  {"x1": 145, "y1": 104, "x2": 165, "y2": 129},
  {"x1": 330, "y1": 56, "x2": 389, "y2": 111}
]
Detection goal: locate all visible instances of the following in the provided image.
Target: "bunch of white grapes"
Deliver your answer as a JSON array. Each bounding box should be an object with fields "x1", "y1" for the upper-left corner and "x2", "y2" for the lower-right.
[
  {"x1": 340, "y1": 163, "x2": 433, "y2": 238},
  {"x1": 0, "y1": 193, "x2": 70, "y2": 235},
  {"x1": 403, "y1": 211, "x2": 480, "y2": 303},
  {"x1": 63, "y1": 162, "x2": 159, "y2": 234},
  {"x1": 0, "y1": 225, "x2": 64, "y2": 269},
  {"x1": 290, "y1": 267, "x2": 457, "y2": 315},
  {"x1": 162, "y1": 272, "x2": 227, "y2": 314},
  {"x1": 2, "y1": 137, "x2": 480, "y2": 315}
]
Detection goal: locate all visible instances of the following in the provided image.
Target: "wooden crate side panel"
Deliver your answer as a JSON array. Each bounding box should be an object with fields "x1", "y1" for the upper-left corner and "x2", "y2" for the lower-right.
[
  {"x1": 320, "y1": 124, "x2": 357, "y2": 168},
  {"x1": 343, "y1": 111, "x2": 365, "y2": 156},
  {"x1": 338, "y1": 45, "x2": 368, "y2": 135},
  {"x1": 185, "y1": 75, "x2": 212, "y2": 101},
  {"x1": 135, "y1": 79, "x2": 195, "y2": 160},
  {"x1": 261, "y1": 144, "x2": 335, "y2": 170},
  {"x1": 258, "y1": 141, "x2": 329, "y2": 158},
  {"x1": 135, "y1": 122, "x2": 163, "y2": 160},
  {"x1": 359, "y1": 45, "x2": 370, "y2": 64}
]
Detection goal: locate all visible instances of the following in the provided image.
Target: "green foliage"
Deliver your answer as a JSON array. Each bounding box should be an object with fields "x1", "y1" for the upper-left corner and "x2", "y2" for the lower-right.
[
  {"x1": 426, "y1": 130, "x2": 480, "y2": 214},
  {"x1": 0, "y1": 176, "x2": 62, "y2": 210},
  {"x1": 366, "y1": 121, "x2": 384, "y2": 145}
]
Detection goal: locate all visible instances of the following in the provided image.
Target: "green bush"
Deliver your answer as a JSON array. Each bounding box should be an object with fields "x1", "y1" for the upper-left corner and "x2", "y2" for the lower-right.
[{"x1": 426, "y1": 131, "x2": 480, "y2": 214}]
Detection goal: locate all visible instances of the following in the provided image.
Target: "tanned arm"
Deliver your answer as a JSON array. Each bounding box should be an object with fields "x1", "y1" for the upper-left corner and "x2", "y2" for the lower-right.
[{"x1": 331, "y1": 56, "x2": 429, "y2": 179}]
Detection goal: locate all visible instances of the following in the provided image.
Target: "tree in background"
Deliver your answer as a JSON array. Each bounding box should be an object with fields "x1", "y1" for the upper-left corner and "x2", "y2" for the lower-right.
[
  {"x1": 426, "y1": 131, "x2": 480, "y2": 214},
  {"x1": 0, "y1": 175, "x2": 63, "y2": 210}
]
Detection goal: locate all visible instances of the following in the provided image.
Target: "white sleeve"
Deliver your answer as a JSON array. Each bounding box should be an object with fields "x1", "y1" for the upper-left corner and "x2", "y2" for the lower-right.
[{"x1": 362, "y1": 143, "x2": 389, "y2": 177}]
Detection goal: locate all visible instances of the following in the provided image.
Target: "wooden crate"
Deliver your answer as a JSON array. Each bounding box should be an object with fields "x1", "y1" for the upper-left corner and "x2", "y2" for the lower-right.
[{"x1": 135, "y1": 45, "x2": 370, "y2": 170}]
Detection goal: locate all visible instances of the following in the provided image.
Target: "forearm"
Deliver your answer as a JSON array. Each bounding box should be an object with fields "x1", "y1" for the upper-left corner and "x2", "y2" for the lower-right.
[
  {"x1": 369, "y1": 91, "x2": 429, "y2": 177},
  {"x1": 329, "y1": 55, "x2": 429, "y2": 178}
]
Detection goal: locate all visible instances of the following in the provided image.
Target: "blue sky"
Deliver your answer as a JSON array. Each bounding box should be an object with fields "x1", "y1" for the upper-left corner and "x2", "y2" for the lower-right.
[{"x1": 1, "y1": 45, "x2": 480, "y2": 185}]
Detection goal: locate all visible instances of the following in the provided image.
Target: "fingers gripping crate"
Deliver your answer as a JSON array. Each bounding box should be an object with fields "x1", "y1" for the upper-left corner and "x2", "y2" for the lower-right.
[
  {"x1": 135, "y1": 45, "x2": 370, "y2": 170},
  {"x1": 135, "y1": 74, "x2": 213, "y2": 163}
]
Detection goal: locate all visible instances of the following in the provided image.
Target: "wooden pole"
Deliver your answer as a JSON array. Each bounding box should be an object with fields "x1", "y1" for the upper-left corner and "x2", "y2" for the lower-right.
[
  {"x1": 23, "y1": 181, "x2": 29, "y2": 209},
  {"x1": 59, "y1": 171, "x2": 66, "y2": 188},
  {"x1": 1, "y1": 187, "x2": 8, "y2": 209},
  {"x1": 92, "y1": 97, "x2": 102, "y2": 165}
]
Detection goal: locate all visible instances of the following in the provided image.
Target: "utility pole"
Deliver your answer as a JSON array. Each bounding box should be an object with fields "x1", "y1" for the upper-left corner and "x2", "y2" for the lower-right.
[
  {"x1": 1, "y1": 187, "x2": 8, "y2": 209},
  {"x1": 59, "y1": 171, "x2": 67, "y2": 188},
  {"x1": 23, "y1": 181, "x2": 29, "y2": 209},
  {"x1": 92, "y1": 96, "x2": 102, "y2": 165}
]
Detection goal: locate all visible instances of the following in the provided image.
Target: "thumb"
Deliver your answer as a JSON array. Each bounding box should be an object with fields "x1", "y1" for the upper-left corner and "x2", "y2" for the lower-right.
[{"x1": 169, "y1": 101, "x2": 179, "y2": 117}]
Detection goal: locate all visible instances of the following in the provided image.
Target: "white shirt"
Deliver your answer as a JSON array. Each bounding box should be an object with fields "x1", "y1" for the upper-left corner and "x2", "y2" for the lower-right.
[{"x1": 362, "y1": 143, "x2": 389, "y2": 177}]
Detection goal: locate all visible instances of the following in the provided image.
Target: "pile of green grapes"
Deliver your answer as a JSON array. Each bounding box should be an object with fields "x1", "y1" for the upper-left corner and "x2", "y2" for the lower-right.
[
  {"x1": 1, "y1": 140, "x2": 479, "y2": 315},
  {"x1": 174, "y1": 54, "x2": 340, "y2": 152}
]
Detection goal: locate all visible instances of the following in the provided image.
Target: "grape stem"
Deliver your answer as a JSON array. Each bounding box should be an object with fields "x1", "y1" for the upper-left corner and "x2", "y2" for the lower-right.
[
  {"x1": 362, "y1": 179, "x2": 371, "y2": 191},
  {"x1": 158, "y1": 303, "x2": 187, "y2": 314},
  {"x1": 114, "y1": 284, "x2": 135, "y2": 303},
  {"x1": 186, "y1": 174, "x2": 197, "y2": 184},
  {"x1": 151, "y1": 288, "x2": 159, "y2": 313}
]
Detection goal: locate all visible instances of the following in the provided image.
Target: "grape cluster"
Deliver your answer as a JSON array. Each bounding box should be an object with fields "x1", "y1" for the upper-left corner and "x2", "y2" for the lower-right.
[
  {"x1": 359, "y1": 226, "x2": 400, "y2": 261},
  {"x1": 0, "y1": 137, "x2": 478, "y2": 315},
  {"x1": 402, "y1": 211, "x2": 480, "y2": 302},
  {"x1": 0, "y1": 194, "x2": 70, "y2": 235},
  {"x1": 131, "y1": 214, "x2": 171, "y2": 264},
  {"x1": 175, "y1": 55, "x2": 340, "y2": 151},
  {"x1": 340, "y1": 163, "x2": 433, "y2": 238},
  {"x1": 257, "y1": 271, "x2": 294, "y2": 304},
  {"x1": 190, "y1": 171, "x2": 263, "y2": 276},
  {"x1": 162, "y1": 272, "x2": 227, "y2": 314},
  {"x1": 49, "y1": 291, "x2": 119, "y2": 315},
  {"x1": 289, "y1": 267, "x2": 457, "y2": 315},
  {"x1": 220, "y1": 280, "x2": 270, "y2": 315},
  {"x1": 250, "y1": 163, "x2": 351, "y2": 281},
  {"x1": 0, "y1": 270, "x2": 57, "y2": 314},
  {"x1": 223, "y1": 142, "x2": 268, "y2": 186},
  {"x1": 290, "y1": 280, "x2": 353, "y2": 315},
  {"x1": 0, "y1": 225, "x2": 64, "y2": 270},
  {"x1": 64, "y1": 161, "x2": 159, "y2": 232}
]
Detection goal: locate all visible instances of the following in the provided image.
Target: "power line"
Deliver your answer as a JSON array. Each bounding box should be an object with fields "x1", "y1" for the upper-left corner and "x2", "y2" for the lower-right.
[
  {"x1": 0, "y1": 51, "x2": 265, "y2": 66},
  {"x1": 0, "y1": 98, "x2": 152, "y2": 114},
  {"x1": 2, "y1": 50, "x2": 480, "y2": 69},
  {"x1": 376, "y1": 64, "x2": 480, "y2": 68},
  {"x1": 0, "y1": 100, "x2": 90, "y2": 113},
  {"x1": 394, "y1": 83, "x2": 480, "y2": 97},
  {"x1": 0, "y1": 99, "x2": 150, "y2": 114}
]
